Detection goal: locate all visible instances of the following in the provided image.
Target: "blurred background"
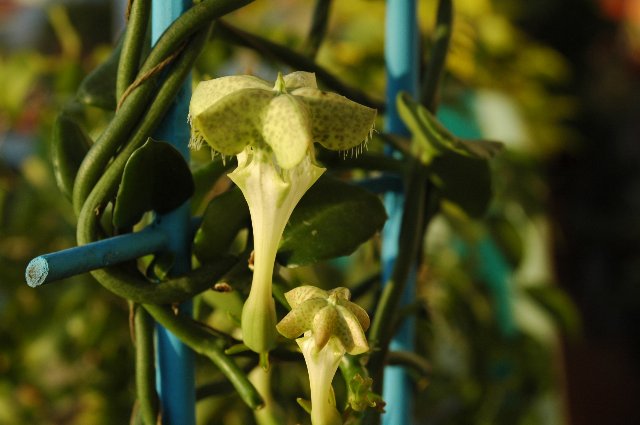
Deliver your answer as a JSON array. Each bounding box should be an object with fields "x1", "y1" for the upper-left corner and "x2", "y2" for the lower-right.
[{"x1": 1, "y1": 0, "x2": 639, "y2": 424}]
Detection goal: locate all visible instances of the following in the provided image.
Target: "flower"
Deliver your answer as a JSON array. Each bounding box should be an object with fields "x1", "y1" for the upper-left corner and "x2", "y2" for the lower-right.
[
  {"x1": 277, "y1": 286, "x2": 370, "y2": 425},
  {"x1": 189, "y1": 72, "x2": 376, "y2": 354},
  {"x1": 189, "y1": 72, "x2": 376, "y2": 169},
  {"x1": 276, "y1": 286, "x2": 370, "y2": 354}
]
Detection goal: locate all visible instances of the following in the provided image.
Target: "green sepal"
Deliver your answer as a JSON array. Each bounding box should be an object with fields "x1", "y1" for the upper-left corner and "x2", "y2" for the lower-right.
[
  {"x1": 51, "y1": 114, "x2": 92, "y2": 199},
  {"x1": 76, "y1": 34, "x2": 123, "y2": 110},
  {"x1": 277, "y1": 175, "x2": 387, "y2": 267},
  {"x1": 193, "y1": 187, "x2": 250, "y2": 264},
  {"x1": 113, "y1": 138, "x2": 194, "y2": 229}
]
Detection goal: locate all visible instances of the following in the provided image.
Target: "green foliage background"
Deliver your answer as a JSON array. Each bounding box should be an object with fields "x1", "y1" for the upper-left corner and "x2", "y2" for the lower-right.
[{"x1": 0, "y1": 1, "x2": 584, "y2": 424}]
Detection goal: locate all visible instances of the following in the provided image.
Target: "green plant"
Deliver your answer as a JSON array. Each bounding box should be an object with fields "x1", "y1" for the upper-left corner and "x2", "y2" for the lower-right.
[{"x1": 4, "y1": 0, "x2": 578, "y2": 424}]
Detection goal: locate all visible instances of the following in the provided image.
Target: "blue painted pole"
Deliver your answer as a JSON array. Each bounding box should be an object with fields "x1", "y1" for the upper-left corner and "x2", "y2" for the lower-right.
[
  {"x1": 25, "y1": 226, "x2": 168, "y2": 287},
  {"x1": 382, "y1": 0, "x2": 419, "y2": 424},
  {"x1": 151, "y1": 1, "x2": 196, "y2": 424}
]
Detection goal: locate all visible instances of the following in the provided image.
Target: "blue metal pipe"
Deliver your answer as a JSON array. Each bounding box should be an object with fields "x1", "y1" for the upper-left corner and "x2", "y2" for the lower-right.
[
  {"x1": 382, "y1": 0, "x2": 419, "y2": 424},
  {"x1": 151, "y1": 1, "x2": 196, "y2": 424},
  {"x1": 25, "y1": 226, "x2": 168, "y2": 288}
]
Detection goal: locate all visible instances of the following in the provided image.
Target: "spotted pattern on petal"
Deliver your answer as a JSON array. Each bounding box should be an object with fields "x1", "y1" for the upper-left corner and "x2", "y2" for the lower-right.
[
  {"x1": 262, "y1": 94, "x2": 312, "y2": 169},
  {"x1": 340, "y1": 300, "x2": 370, "y2": 331},
  {"x1": 194, "y1": 88, "x2": 273, "y2": 155},
  {"x1": 276, "y1": 298, "x2": 327, "y2": 339},
  {"x1": 283, "y1": 71, "x2": 318, "y2": 90},
  {"x1": 284, "y1": 285, "x2": 327, "y2": 309},
  {"x1": 277, "y1": 285, "x2": 370, "y2": 355},
  {"x1": 292, "y1": 87, "x2": 376, "y2": 151},
  {"x1": 329, "y1": 287, "x2": 351, "y2": 301},
  {"x1": 336, "y1": 305, "x2": 369, "y2": 355},
  {"x1": 312, "y1": 306, "x2": 339, "y2": 350},
  {"x1": 190, "y1": 75, "x2": 270, "y2": 118}
]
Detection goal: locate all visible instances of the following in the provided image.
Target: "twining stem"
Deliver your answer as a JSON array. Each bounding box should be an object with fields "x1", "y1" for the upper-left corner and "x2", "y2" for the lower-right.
[
  {"x1": 420, "y1": 0, "x2": 452, "y2": 111},
  {"x1": 215, "y1": 21, "x2": 384, "y2": 111},
  {"x1": 134, "y1": 305, "x2": 159, "y2": 425},
  {"x1": 196, "y1": 360, "x2": 257, "y2": 401},
  {"x1": 304, "y1": 0, "x2": 332, "y2": 58},
  {"x1": 73, "y1": 0, "x2": 254, "y2": 213},
  {"x1": 117, "y1": 0, "x2": 151, "y2": 100},
  {"x1": 367, "y1": 158, "x2": 428, "y2": 391},
  {"x1": 76, "y1": 28, "x2": 240, "y2": 304},
  {"x1": 143, "y1": 303, "x2": 264, "y2": 410},
  {"x1": 387, "y1": 350, "x2": 431, "y2": 378}
]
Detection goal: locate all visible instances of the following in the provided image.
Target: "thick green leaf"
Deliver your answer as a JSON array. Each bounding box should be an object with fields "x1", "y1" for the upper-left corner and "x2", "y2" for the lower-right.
[
  {"x1": 193, "y1": 187, "x2": 249, "y2": 264},
  {"x1": 396, "y1": 92, "x2": 498, "y2": 218},
  {"x1": 429, "y1": 153, "x2": 492, "y2": 218},
  {"x1": 397, "y1": 91, "x2": 502, "y2": 163},
  {"x1": 277, "y1": 175, "x2": 387, "y2": 267},
  {"x1": 113, "y1": 138, "x2": 194, "y2": 228},
  {"x1": 51, "y1": 114, "x2": 92, "y2": 199},
  {"x1": 76, "y1": 35, "x2": 123, "y2": 110}
]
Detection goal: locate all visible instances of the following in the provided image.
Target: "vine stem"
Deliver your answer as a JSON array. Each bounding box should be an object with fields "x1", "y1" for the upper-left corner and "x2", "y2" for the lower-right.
[
  {"x1": 142, "y1": 303, "x2": 265, "y2": 410},
  {"x1": 76, "y1": 27, "x2": 238, "y2": 304},
  {"x1": 117, "y1": 0, "x2": 151, "y2": 100},
  {"x1": 303, "y1": 0, "x2": 332, "y2": 58},
  {"x1": 367, "y1": 159, "x2": 428, "y2": 386},
  {"x1": 73, "y1": 0, "x2": 254, "y2": 214},
  {"x1": 215, "y1": 20, "x2": 384, "y2": 112},
  {"x1": 134, "y1": 305, "x2": 160, "y2": 425},
  {"x1": 420, "y1": 0, "x2": 452, "y2": 110}
]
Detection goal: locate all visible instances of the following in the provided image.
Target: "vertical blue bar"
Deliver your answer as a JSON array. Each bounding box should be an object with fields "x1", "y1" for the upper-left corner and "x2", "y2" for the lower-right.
[
  {"x1": 151, "y1": 1, "x2": 196, "y2": 424},
  {"x1": 382, "y1": 0, "x2": 419, "y2": 424}
]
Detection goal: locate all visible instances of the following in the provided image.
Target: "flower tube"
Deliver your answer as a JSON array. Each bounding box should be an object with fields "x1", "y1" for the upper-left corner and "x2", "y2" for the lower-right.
[
  {"x1": 189, "y1": 72, "x2": 376, "y2": 354},
  {"x1": 277, "y1": 286, "x2": 370, "y2": 425}
]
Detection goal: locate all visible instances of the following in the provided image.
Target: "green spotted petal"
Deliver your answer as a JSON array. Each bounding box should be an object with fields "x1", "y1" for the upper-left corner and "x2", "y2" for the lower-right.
[
  {"x1": 262, "y1": 94, "x2": 312, "y2": 169},
  {"x1": 292, "y1": 87, "x2": 377, "y2": 151},
  {"x1": 312, "y1": 306, "x2": 339, "y2": 350},
  {"x1": 328, "y1": 287, "x2": 351, "y2": 301},
  {"x1": 335, "y1": 305, "x2": 369, "y2": 355},
  {"x1": 190, "y1": 75, "x2": 270, "y2": 118},
  {"x1": 339, "y1": 299, "x2": 370, "y2": 332},
  {"x1": 284, "y1": 71, "x2": 318, "y2": 90},
  {"x1": 285, "y1": 285, "x2": 328, "y2": 309},
  {"x1": 193, "y1": 88, "x2": 274, "y2": 155},
  {"x1": 276, "y1": 298, "x2": 327, "y2": 339}
]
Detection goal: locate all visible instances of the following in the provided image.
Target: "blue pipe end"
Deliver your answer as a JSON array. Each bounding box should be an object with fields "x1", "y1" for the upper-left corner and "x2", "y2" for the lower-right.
[{"x1": 25, "y1": 257, "x2": 48, "y2": 288}]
